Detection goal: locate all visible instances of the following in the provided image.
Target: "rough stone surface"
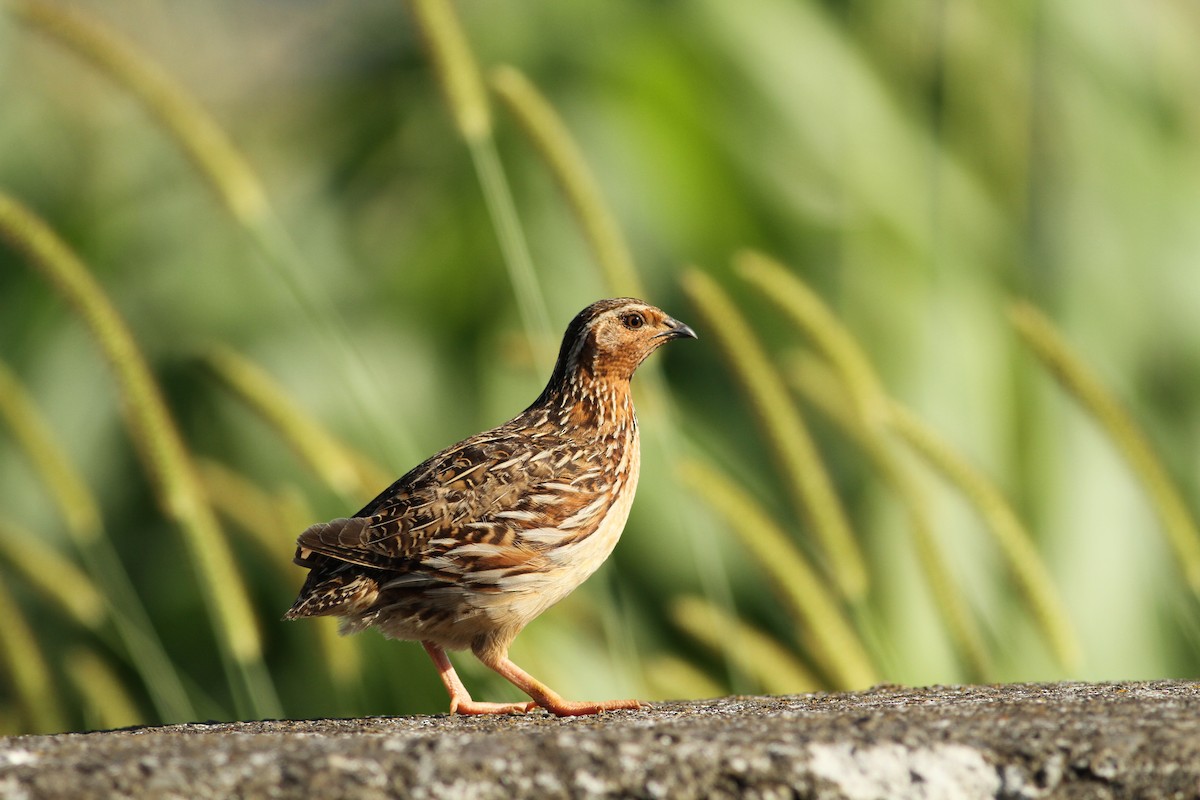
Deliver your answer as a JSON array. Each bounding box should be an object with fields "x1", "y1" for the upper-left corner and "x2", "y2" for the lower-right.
[{"x1": 2, "y1": 681, "x2": 1199, "y2": 799}]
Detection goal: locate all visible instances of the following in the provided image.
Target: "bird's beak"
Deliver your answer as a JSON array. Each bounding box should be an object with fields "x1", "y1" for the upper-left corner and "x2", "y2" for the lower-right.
[{"x1": 654, "y1": 317, "x2": 698, "y2": 341}]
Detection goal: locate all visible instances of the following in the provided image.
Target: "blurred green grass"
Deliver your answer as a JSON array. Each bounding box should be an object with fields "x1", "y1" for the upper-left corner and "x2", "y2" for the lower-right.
[{"x1": 2, "y1": 0, "x2": 1199, "y2": 733}]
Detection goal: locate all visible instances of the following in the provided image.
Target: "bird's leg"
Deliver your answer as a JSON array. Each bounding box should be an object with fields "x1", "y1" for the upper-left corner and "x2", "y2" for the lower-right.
[
  {"x1": 475, "y1": 647, "x2": 642, "y2": 717},
  {"x1": 421, "y1": 641, "x2": 529, "y2": 715}
]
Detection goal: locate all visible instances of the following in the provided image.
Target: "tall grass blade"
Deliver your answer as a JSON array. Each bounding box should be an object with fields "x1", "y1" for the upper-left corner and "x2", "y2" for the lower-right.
[
  {"x1": 787, "y1": 354, "x2": 993, "y2": 681},
  {"x1": 490, "y1": 65, "x2": 644, "y2": 297},
  {"x1": 65, "y1": 647, "x2": 143, "y2": 731},
  {"x1": 197, "y1": 459, "x2": 364, "y2": 692},
  {"x1": 405, "y1": 0, "x2": 491, "y2": 143},
  {"x1": 678, "y1": 458, "x2": 877, "y2": 689},
  {"x1": 466, "y1": 137, "x2": 555, "y2": 371},
  {"x1": 0, "y1": 362, "x2": 194, "y2": 719},
  {"x1": 0, "y1": 360, "x2": 101, "y2": 543},
  {"x1": 0, "y1": 190, "x2": 279, "y2": 719},
  {"x1": 737, "y1": 250, "x2": 886, "y2": 425},
  {"x1": 201, "y1": 347, "x2": 389, "y2": 500},
  {"x1": 8, "y1": 0, "x2": 265, "y2": 224},
  {"x1": 0, "y1": 522, "x2": 105, "y2": 631},
  {"x1": 1010, "y1": 302, "x2": 1200, "y2": 592},
  {"x1": 671, "y1": 595, "x2": 821, "y2": 693},
  {"x1": 0, "y1": 359, "x2": 194, "y2": 721},
  {"x1": 406, "y1": 0, "x2": 553, "y2": 368},
  {"x1": 0, "y1": 578, "x2": 65, "y2": 733},
  {"x1": 729, "y1": 253, "x2": 991, "y2": 679},
  {"x1": 681, "y1": 268, "x2": 868, "y2": 600},
  {"x1": 888, "y1": 401, "x2": 1081, "y2": 672},
  {"x1": 197, "y1": 459, "x2": 310, "y2": 565}
]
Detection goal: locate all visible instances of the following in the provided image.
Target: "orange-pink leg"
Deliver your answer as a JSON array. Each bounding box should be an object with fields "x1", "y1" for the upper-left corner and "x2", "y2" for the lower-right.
[
  {"x1": 477, "y1": 649, "x2": 642, "y2": 717},
  {"x1": 421, "y1": 641, "x2": 528, "y2": 715}
]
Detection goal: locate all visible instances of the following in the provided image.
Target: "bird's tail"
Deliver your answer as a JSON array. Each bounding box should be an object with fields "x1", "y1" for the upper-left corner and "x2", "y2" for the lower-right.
[{"x1": 283, "y1": 572, "x2": 379, "y2": 621}]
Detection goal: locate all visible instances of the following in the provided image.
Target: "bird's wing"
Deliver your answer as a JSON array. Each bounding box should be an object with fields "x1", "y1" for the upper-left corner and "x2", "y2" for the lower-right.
[{"x1": 293, "y1": 428, "x2": 613, "y2": 574}]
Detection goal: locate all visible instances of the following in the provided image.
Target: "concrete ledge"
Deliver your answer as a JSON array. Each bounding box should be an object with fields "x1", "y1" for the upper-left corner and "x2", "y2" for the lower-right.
[{"x1": 2, "y1": 681, "x2": 1198, "y2": 799}]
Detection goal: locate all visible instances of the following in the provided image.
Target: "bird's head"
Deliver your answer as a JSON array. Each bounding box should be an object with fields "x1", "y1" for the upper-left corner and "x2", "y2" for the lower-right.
[{"x1": 551, "y1": 297, "x2": 697, "y2": 387}]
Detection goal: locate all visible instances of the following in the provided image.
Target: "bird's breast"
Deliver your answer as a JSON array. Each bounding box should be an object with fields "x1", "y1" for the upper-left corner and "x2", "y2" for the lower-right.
[{"x1": 544, "y1": 426, "x2": 639, "y2": 568}]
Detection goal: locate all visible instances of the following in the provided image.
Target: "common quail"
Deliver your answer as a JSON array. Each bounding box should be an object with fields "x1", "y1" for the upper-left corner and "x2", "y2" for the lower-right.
[{"x1": 285, "y1": 298, "x2": 696, "y2": 716}]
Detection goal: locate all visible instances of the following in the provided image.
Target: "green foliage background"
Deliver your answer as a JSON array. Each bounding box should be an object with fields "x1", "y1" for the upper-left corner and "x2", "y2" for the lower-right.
[{"x1": 2, "y1": 0, "x2": 1200, "y2": 733}]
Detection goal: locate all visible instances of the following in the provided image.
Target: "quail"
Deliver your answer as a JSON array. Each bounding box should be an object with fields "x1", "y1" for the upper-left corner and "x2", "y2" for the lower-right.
[{"x1": 285, "y1": 298, "x2": 696, "y2": 716}]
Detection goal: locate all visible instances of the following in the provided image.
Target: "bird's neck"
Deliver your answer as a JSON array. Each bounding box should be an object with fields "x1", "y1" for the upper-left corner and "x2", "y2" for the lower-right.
[{"x1": 533, "y1": 372, "x2": 637, "y2": 436}]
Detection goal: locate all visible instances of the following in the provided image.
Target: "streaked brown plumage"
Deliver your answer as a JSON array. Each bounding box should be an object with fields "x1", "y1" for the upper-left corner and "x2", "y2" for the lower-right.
[{"x1": 285, "y1": 298, "x2": 696, "y2": 716}]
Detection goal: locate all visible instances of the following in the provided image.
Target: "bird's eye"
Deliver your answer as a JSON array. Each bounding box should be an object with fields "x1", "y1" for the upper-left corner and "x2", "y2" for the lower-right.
[{"x1": 622, "y1": 312, "x2": 645, "y2": 330}]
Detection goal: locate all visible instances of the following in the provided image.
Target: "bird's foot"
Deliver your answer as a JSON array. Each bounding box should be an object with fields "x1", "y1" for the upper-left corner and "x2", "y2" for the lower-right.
[
  {"x1": 531, "y1": 697, "x2": 643, "y2": 717},
  {"x1": 448, "y1": 698, "x2": 530, "y2": 715},
  {"x1": 475, "y1": 651, "x2": 644, "y2": 717}
]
